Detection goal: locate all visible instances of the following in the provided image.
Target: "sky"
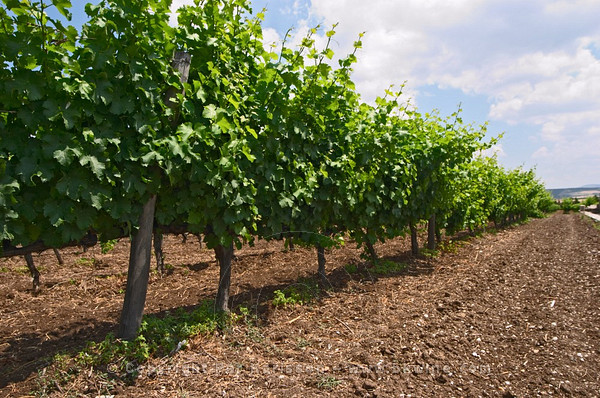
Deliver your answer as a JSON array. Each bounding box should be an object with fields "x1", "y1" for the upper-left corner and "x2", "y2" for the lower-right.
[{"x1": 62, "y1": 0, "x2": 600, "y2": 189}]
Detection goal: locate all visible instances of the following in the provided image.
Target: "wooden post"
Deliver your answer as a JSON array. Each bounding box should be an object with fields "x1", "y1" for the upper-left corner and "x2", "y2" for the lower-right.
[{"x1": 164, "y1": 51, "x2": 192, "y2": 121}]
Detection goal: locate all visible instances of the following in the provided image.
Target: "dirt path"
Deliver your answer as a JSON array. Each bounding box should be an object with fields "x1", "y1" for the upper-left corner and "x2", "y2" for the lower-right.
[
  {"x1": 1, "y1": 213, "x2": 599, "y2": 397},
  {"x1": 122, "y1": 213, "x2": 600, "y2": 397}
]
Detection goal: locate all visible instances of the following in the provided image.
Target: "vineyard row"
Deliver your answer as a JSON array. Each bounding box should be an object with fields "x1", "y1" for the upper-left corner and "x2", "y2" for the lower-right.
[{"x1": 0, "y1": 0, "x2": 555, "y2": 338}]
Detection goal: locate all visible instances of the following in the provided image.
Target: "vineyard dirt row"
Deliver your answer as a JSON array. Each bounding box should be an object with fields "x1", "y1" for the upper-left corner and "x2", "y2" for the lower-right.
[{"x1": 1, "y1": 212, "x2": 599, "y2": 396}]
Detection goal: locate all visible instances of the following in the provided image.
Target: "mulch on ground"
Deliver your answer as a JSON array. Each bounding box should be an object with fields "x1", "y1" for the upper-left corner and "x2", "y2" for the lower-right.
[{"x1": 1, "y1": 212, "x2": 599, "y2": 397}]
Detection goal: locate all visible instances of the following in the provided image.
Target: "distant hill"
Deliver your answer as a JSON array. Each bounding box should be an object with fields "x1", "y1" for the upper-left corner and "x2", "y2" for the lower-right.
[{"x1": 548, "y1": 185, "x2": 600, "y2": 199}]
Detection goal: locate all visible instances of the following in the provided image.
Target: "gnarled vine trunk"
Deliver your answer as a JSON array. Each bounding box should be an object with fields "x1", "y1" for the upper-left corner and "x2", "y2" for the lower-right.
[
  {"x1": 24, "y1": 253, "x2": 40, "y2": 293},
  {"x1": 214, "y1": 242, "x2": 234, "y2": 312},
  {"x1": 118, "y1": 195, "x2": 157, "y2": 340},
  {"x1": 410, "y1": 224, "x2": 419, "y2": 256},
  {"x1": 317, "y1": 244, "x2": 327, "y2": 286},
  {"x1": 153, "y1": 229, "x2": 165, "y2": 274},
  {"x1": 53, "y1": 248, "x2": 64, "y2": 265},
  {"x1": 427, "y1": 214, "x2": 436, "y2": 251}
]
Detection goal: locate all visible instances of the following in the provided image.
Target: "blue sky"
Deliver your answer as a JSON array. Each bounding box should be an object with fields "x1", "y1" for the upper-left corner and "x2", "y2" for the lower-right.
[{"x1": 61, "y1": 0, "x2": 600, "y2": 188}]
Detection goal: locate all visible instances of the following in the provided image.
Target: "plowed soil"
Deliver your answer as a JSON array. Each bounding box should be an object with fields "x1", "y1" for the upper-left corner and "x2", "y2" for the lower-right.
[{"x1": 1, "y1": 212, "x2": 599, "y2": 397}]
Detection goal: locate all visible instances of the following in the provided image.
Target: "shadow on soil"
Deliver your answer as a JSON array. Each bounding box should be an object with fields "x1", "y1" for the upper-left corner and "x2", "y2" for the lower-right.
[
  {"x1": 182, "y1": 262, "x2": 211, "y2": 272},
  {"x1": 0, "y1": 246, "x2": 436, "y2": 392},
  {"x1": 0, "y1": 320, "x2": 117, "y2": 389},
  {"x1": 226, "y1": 249, "x2": 436, "y2": 324}
]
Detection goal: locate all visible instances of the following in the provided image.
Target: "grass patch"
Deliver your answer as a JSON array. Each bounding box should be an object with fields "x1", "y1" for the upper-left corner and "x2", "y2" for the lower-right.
[
  {"x1": 344, "y1": 263, "x2": 359, "y2": 274},
  {"x1": 272, "y1": 278, "x2": 320, "y2": 307},
  {"x1": 14, "y1": 266, "x2": 30, "y2": 275},
  {"x1": 296, "y1": 337, "x2": 311, "y2": 349},
  {"x1": 317, "y1": 375, "x2": 342, "y2": 390},
  {"x1": 233, "y1": 306, "x2": 263, "y2": 343},
  {"x1": 100, "y1": 239, "x2": 118, "y2": 254},
  {"x1": 76, "y1": 257, "x2": 95, "y2": 267},
  {"x1": 370, "y1": 259, "x2": 407, "y2": 275},
  {"x1": 80, "y1": 301, "x2": 227, "y2": 367},
  {"x1": 35, "y1": 300, "x2": 229, "y2": 396},
  {"x1": 437, "y1": 239, "x2": 467, "y2": 254},
  {"x1": 420, "y1": 248, "x2": 439, "y2": 258},
  {"x1": 13, "y1": 265, "x2": 46, "y2": 274}
]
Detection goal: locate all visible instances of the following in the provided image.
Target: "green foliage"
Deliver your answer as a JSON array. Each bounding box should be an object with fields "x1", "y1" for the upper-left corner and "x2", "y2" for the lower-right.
[
  {"x1": 420, "y1": 248, "x2": 439, "y2": 258},
  {"x1": 233, "y1": 305, "x2": 263, "y2": 342},
  {"x1": 79, "y1": 301, "x2": 223, "y2": 370},
  {"x1": 12, "y1": 266, "x2": 27, "y2": 275},
  {"x1": 1, "y1": 1, "x2": 557, "y2": 345},
  {"x1": 1, "y1": 0, "x2": 175, "y2": 247},
  {"x1": 317, "y1": 375, "x2": 342, "y2": 390},
  {"x1": 441, "y1": 156, "x2": 555, "y2": 232},
  {"x1": 272, "y1": 278, "x2": 320, "y2": 307},
  {"x1": 272, "y1": 289, "x2": 299, "y2": 307},
  {"x1": 583, "y1": 195, "x2": 599, "y2": 206},
  {"x1": 235, "y1": 305, "x2": 254, "y2": 325},
  {"x1": 35, "y1": 353, "x2": 82, "y2": 397},
  {"x1": 76, "y1": 257, "x2": 94, "y2": 266},
  {"x1": 100, "y1": 239, "x2": 118, "y2": 254},
  {"x1": 11, "y1": 264, "x2": 45, "y2": 274},
  {"x1": 560, "y1": 198, "x2": 580, "y2": 213},
  {"x1": 437, "y1": 239, "x2": 467, "y2": 254},
  {"x1": 344, "y1": 263, "x2": 359, "y2": 274},
  {"x1": 370, "y1": 259, "x2": 407, "y2": 275},
  {"x1": 34, "y1": 300, "x2": 225, "y2": 395},
  {"x1": 0, "y1": 0, "x2": 553, "y2": 256}
]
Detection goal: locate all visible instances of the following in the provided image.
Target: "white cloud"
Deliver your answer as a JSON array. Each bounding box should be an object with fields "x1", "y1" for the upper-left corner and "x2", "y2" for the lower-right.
[
  {"x1": 486, "y1": 43, "x2": 600, "y2": 121},
  {"x1": 480, "y1": 143, "x2": 506, "y2": 159},
  {"x1": 526, "y1": 107, "x2": 600, "y2": 187},
  {"x1": 303, "y1": 0, "x2": 600, "y2": 187},
  {"x1": 544, "y1": 0, "x2": 600, "y2": 15},
  {"x1": 170, "y1": 0, "x2": 194, "y2": 8},
  {"x1": 262, "y1": 27, "x2": 281, "y2": 48},
  {"x1": 168, "y1": 0, "x2": 195, "y2": 25},
  {"x1": 162, "y1": 0, "x2": 600, "y2": 187},
  {"x1": 311, "y1": 0, "x2": 486, "y2": 31},
  {"x1": 292, "y1": 0, "x2": 304, "y2": 15},
  {"x1": 531, "y1": 146, "x2": 550, "y2": 159}
]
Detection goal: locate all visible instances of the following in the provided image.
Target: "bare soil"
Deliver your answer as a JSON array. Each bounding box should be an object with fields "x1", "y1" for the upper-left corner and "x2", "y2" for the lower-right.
[{"x1": 1, "y1": 212, "x2": 599, "y2": 397}]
